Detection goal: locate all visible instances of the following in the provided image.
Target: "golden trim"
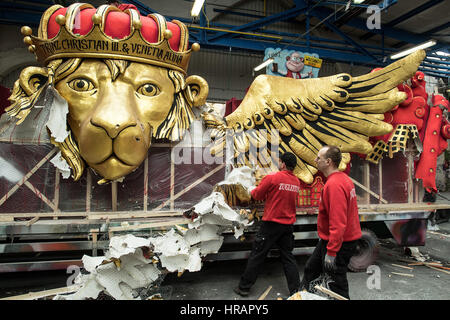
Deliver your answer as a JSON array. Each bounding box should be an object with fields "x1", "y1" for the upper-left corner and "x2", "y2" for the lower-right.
[
  {"x1": 38, "y1": 4, "x2": 63, "y2": 39},
  {"x1": 26, "y1": 4, "x2": 195, "y2": 74}
]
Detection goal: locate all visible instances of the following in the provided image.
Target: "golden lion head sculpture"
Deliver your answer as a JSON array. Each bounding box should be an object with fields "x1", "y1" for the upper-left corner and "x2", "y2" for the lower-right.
[{"x1": 7, "y1": 3, "x2": 209, "y2": 183}]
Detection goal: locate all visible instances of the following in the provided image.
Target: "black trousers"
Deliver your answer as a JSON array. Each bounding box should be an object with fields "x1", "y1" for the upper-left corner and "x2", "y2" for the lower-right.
[
  {"x1": 301, "y1": 238, "x2": 358, "y2": 299},
  {"x1": 238, "y1": 221, "x2": 300, "y2": 295}
]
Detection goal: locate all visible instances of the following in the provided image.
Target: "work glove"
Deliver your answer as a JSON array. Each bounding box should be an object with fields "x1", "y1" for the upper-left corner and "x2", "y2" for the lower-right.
[{"x1": 324, "y1": 254, "x2": 337, "y2": 273}]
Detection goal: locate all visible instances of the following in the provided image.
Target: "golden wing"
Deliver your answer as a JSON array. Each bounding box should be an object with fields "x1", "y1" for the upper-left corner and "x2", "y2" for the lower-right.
[{"x1": 204, "y1": 50, "x2": 426, "y2": 184}]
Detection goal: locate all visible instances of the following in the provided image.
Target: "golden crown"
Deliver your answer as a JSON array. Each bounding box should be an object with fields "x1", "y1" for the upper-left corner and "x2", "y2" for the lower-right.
[{"x1": 20, "y1": 3, "x2": 199, "y2": 74}]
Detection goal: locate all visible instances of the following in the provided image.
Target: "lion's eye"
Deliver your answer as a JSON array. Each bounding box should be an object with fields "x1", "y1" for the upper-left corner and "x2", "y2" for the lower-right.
[
  {"x1": 137, "y1": 83, "x2": 160, "y2": 97},
  {"x1": 68, "y1": 78, "x2": 95, "y2": 92}
]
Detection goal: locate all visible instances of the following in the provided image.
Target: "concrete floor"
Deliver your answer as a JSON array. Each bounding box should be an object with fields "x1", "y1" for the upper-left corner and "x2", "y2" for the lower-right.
[
  {"x1": 0, "y1": 218, "x2": 448, "y2": 301},
  {"x1": 163, "y1": 219, "x2": 450, "y2": 300}
]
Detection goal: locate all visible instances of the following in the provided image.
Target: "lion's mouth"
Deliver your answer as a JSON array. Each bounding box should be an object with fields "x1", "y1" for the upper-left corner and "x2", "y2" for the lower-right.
[{"x1": 94, "y1": 153, "x2": 134, "y2": 167}]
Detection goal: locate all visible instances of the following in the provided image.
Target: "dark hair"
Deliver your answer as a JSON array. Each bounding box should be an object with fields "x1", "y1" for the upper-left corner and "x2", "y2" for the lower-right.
[
  {"x1": 280, "y1": 152, "x2": 297, "y2": 170},
  {"x1": 324, "y1": 145, "x2": 341, "y2": 168}
]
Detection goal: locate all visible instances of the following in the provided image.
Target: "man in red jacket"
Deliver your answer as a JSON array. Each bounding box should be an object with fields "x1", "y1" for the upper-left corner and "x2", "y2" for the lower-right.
[
  {"x1": 300, "y1": 145, "x2": 361, "y2": 299},
  {"x1": 234, "y1": 152, "x2": 301, "y2": 297}
]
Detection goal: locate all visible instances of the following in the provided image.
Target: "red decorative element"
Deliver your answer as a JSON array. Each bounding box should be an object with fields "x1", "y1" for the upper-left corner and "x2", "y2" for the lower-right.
[
  {"x1": 369, "y1": 69, "x2": 450, "y2": 194},
  {"x1": 415, "y1": 106, "x2": 426, "y2": 118},
  {"x1": 398, "y1": 83, "x2": 413, "y2": 108},
  {"x1": 415, "y1": 94, "x2": 450, "y2": 192},
  {"x1": 441, "y1": 123, "x2": 450, "y2": 140},
  {"x1": 47, "y1": 5, "x2": 183, "y2": 52},
  {"x1": 297, "y1": 176, "x2": 324, "y2": 207},
  {"x1": 0, "y1": 85, "x2": 11, "y2": 115},
  {"x1": 411, "y1": 71, "x2": 428, "y2": 100},
  {"x1": 225, "y1": 98, "x2": 243, "y2": 117}
]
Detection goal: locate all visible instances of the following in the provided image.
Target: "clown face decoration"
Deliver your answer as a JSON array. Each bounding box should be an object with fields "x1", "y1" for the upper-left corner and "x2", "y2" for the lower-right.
[{"x1": 6, "y1": 3, "x2": 208, "y2": 183}]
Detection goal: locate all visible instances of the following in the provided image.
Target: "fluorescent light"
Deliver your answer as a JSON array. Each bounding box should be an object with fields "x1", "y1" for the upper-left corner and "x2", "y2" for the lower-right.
[
  {"x1": 191, "y1": 0, "x2": 205, "y2": 17},
  {"x1": 435, "y1": 51, "x2": 450, "y2": 57},
  {"x1": 390, "y1": 40, "x2": 437, "y2": 59},
  {"x1": 353, "y1": 0, "x2": 365, "y2": 4},
  {"x1": 254, "y1": 58, "x2": 274, "y2": 72}
]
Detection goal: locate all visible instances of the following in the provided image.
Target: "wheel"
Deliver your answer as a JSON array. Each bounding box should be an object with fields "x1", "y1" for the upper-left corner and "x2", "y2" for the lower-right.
[{"x1": 348, "y1": 229, "x2": 379, "y2": 272}]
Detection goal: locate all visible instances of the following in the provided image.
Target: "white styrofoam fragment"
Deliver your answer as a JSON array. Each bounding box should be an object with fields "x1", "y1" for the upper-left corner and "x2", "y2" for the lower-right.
[
  {"x1": 81, "y1": 255, "x2": 106, "y2": 273},
  {"x1": 183, "y1": 224, "x2": 220, "y2": 246},
  {"x1": 0, "y1": 157, "x2": 23, "y2": 183},
  {"x1": 135, "y1": 264, "x2": 161, "y2": 283},
  {"x1": 218, "y1": 166, "x2": 255, "y2": 190},
  {"x1": 50, "y1": 152, "x2": 71, "y2": 179},
  {"x1": 199, "y1": 238, "x2": 224, "y2": 256},
  {"x1": 212, "y1": 201, "x2": 242, "y2": 222},
  {"x1": 160, "y1": 254, "x2": 189, "y2": 273},
  {"x1": 55, "y1": 275, "x2": 104, "y2": 300},
  {"x1": 186, "y1": 247, "x2": 202, "y2": 272},
  {"x1": 192, "y1": 192, "x2": 225, "y2": 215},
  {"x1": 45, "y1": 86, "x2": 69, "y2": 143},
  {"x1": 199, "y1": 213, "x2": 233, "y2": 227},
  {"x1": 95, "y1": 262, "x2": 141, "y2": 300},
  {"x1": 107, "y1": 234, "x2": 151, "y2": 259},
  {"x1": 233, "y1": 225, "x2": 246, "y2": 239},
  {"x1": 150, "y1": 229, "x2": 189, "y2": 257}
]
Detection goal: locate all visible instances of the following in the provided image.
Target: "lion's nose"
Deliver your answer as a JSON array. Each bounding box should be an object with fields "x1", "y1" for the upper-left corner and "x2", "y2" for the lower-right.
[{"x1": 91, "y1": 116, "x2": 137, "y2": 139}]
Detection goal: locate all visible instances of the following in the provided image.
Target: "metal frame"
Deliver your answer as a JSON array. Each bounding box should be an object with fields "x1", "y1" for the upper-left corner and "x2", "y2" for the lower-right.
[{"x1": 1, "y1": 0, "x2": 448, "y2": 77}]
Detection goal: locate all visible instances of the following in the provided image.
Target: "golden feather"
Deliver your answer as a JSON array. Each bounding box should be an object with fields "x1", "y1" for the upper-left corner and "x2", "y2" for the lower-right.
[{"x1": 203, "y1": 50, "x2": 426, "y2": 184}]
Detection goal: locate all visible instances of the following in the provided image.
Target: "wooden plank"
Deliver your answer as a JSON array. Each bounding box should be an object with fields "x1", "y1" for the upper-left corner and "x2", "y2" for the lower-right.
[
  {"x1": 358, "y1": 203, "x2": 450, "y2": 211},
  {"x1": 407, "y1": 150, "x2": 414, "y2": 203},
  {"x1": 26, "y1": 217, "x2": 39, "y2": 227},
  {"x1": 154, "y1": 163, "x2": 225, "y2": 210},
  {"x1": 314, "y1": 285, "x2": 348, "y2": 300},
  {"x1": 143, "y1": 157, "x2": 148, "y2": 211},
  {"x1": 258, "y1": 285, "x2": 272, "y2": 300},
  {"x1": 351, "y1": 177, "x2": 388, "y2": 204},
  {"x1": 426, "y1": 265, "x2": 450, "y2": 275},
  {"x1": 24, "y1": 181, "x2": 58, "y2": 212},
  {"x1": 363, "y1": 161, "x2": 370, "y2": 204},
  {"x1": 108, "y1": 218, "x2": 190, "y2": 232},
  {"x1": 111, "y1": 181, "x2": 117, "y2": 212},
  {"x1": 378, "y1": 160, "x2": 383, "y2": 204},
  {"x1": 170, "y1": 159, "x2": 175, "y2": 211},
  {"x1": 391, "y1": 272, "x2": 414, "y2": 277},
  {"x1": 391, "y1": 263, "x2": 414, "y2": 270},
  {"x1": 0, "y1": 148, "x2": 58, "y2": 207},
  {"x1": 86, "y1": 169, "x2": 92, "y2": 213},
  {"x1": 53, "y1": 169, "x2": 60, "y2": 218},
  {"x1": 0, "y1": 285, "x2": 81, "y2": 300},
  {"x1": 0, "y1": 210, "x2": 185, "y2": 221},
  {"x1": 88, "y1": 211, "x2": 184, "y2": 220}
]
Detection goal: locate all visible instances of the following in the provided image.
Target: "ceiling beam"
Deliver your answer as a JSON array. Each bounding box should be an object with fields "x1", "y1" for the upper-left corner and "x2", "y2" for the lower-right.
[
  {"x1": 205, "y1": 4, "x2": 308, "y2": 43},
  {"x1": 360, "y1": 0, "x2": 444, "y2": 41},
  {"x1": 309, "y1": 9, "x2": 379, "y2": 62},
  {"x1": 425, "y1": 21, "x2": 450, "y2": 36}
]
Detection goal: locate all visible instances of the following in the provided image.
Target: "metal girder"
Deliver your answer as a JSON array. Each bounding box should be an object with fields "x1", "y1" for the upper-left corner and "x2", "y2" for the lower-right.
[
  {"x1": 425, "y1": 21, "x2": 450, "y2": 36},
  {"x1": 308, "y1": 9, "x2": 380, "y2": 62},
  {"x1": 203, "y1": 36, "x2": 384, "y2": 66},
  {"x1": 361, "y1": 0, "x2": 445, "y2": 41},
  {"x1": 205, "y1": 4, "x2": 308, "y2": 43},
  {"x1": 308, "y1": 3, "x2": 441, "y2": 46}
]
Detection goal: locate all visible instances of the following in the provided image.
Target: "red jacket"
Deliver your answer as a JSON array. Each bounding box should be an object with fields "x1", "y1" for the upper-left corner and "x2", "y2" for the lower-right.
[
  {"x1": 251, "y1": 170, "x2": 300, "y2": 225},
  {"x1": 318, "y1": 171, "x2": 362, "y2": 256}
]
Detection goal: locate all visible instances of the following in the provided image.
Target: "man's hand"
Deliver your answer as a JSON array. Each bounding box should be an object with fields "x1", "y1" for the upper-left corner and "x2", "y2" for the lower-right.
[{"x1": 324, "y1": 254, "x2": 337, "y2": 273}]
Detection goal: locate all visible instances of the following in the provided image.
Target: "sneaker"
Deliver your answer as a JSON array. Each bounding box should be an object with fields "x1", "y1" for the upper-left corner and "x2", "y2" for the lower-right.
[{"x1": 234, "y1": 286, "x2": 250, "y2": 297}]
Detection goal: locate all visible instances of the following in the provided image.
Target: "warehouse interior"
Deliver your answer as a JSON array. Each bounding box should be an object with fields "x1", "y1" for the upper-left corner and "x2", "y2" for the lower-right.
[
  {"x1": 0, "y1": 0, "x2": 449, "y2": 302},
  {"x1": 0, "y1": 0, "x2": 449, "y2": 101}
]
